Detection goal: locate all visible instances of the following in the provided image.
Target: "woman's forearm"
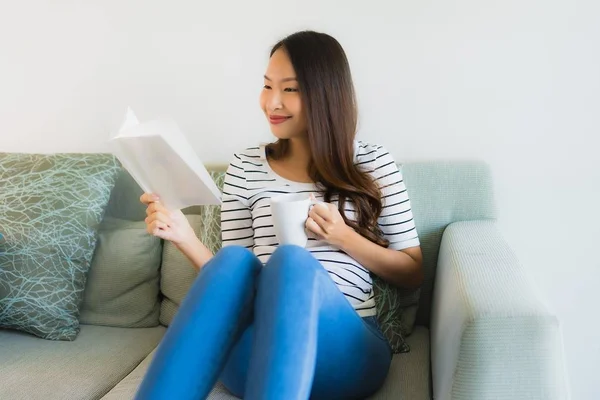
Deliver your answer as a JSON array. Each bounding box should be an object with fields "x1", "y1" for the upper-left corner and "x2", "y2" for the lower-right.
[
  {"x1": 175, "y1": 236, "x2": 214, "y2": 272},
  {"x1": 338, "y1": 230, "x2": 423, "y2": 289}
]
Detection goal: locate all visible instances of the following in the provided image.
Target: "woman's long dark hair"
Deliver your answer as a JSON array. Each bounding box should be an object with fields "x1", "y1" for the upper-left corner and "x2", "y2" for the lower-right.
[{"x1": 266, "y1": 31, "x2": 389, "y2": 247}]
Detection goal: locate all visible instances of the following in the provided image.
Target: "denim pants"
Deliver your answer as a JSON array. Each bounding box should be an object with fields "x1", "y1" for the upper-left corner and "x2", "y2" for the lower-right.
[{"x1": 134, "y1": 245, "x2": 392, "y2": 400}]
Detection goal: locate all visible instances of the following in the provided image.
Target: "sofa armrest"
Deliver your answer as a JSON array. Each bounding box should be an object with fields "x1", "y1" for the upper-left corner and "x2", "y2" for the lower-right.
[{"x1": 431, "y1": 221, "x2": 569, "y2": 400}]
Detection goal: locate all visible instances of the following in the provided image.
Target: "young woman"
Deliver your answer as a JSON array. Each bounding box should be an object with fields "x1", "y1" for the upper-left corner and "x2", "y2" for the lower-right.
[{"x1": 137, "y1": 30, "x2": 423, "y2": 400}]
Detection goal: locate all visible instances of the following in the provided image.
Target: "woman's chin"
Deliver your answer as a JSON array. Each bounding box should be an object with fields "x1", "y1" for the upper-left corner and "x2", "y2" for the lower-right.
[
  {"x1": 269, "y1": 129, "x2": 293, "y2": 140},
  {"x1": 269, "y1": 128, "x2": 307, "y2": 141}
]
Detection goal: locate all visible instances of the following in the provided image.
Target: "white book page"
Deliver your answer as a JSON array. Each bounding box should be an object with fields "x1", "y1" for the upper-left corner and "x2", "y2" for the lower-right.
[{"x1": 108, "y1": 108, "x2": 222, "y2": 210}]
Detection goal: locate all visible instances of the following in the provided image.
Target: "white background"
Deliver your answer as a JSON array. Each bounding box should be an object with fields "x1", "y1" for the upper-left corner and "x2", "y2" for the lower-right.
[{"x1": 1, "y1": 1, "x2": 598, "y2": 398}]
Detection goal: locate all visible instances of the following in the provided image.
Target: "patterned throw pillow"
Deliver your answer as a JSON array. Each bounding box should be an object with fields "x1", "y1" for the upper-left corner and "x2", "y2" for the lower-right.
[
  {"x1": 372, "y1": 277, "x2": 420, "y2": 353},
  {"x1": 194, "y1": 171, "x2": 225, "y2": 255},
  {"x1": 0, "y1": 153, "x2": 120, "y2": 340}
]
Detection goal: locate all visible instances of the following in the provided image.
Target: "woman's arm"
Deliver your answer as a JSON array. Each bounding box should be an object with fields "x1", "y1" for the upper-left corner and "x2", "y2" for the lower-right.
[
  {"x1": 220, "y1": 154, "x2": 256, "y2": 248},
  {"x1": 306, "y1": 202, "x2": 423, "y2": 288},
  {"x1": 142, "y1": 153, "x2": 255, "y2": 272},
  {"x1": 339, "y1": 230, "x2": 423, "y2": 288},
  {"x1": 141, "y1": 193, "x2": 214, "y2": 271},
  {"x1": 175, "y1": 237, "x2": 213, "y2": 272}
]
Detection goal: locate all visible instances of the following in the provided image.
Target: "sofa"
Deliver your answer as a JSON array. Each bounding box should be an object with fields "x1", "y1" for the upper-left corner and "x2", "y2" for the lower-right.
[{"x1": 0, "y1": 159, "x2": 568, "y2": 400}]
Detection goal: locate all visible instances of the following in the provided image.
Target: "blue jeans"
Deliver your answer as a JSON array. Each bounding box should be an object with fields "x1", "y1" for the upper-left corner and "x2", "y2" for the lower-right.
[{"x1": 135, "y1": 245, "x2": 392, "y2": 400}]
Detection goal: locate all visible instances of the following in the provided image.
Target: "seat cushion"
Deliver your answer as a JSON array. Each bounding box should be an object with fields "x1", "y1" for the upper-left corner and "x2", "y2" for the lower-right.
[
  {"x1": 368, "y1": 326, "x2": 431, "y2": 400},
  {"x1": 0, "y1": 324, "x2": 165, "y2": 400},
  {"x1": 101, "y1": 326, "x2": 431, "y2": 400}
]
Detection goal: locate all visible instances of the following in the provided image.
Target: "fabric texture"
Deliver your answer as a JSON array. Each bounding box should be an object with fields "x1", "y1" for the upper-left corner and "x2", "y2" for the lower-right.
[
  {"x1": 79, "y1": 217, "x2": 163, "y2": 327},
  {"x1": 0, "y1": 323, "x2": 166, "y2": 400},
  {"x1": 400, "y1": 161, "x2": 496, "y2": 328},
  {"x1": 0, "y1": 153, "x2": 120, "y2": 340},
  {"x1": 136, "y1": 245, "x2": 392, "y2": 400},
  {"x1": 101, "y1": 327, "x2": 431, "y2": 400},
  {"x1": 431, "y1": 220, "x2": 568, "y2": 400},
  {"x1": 372, "y1": 277, "x2": 421, "y2": 353}
]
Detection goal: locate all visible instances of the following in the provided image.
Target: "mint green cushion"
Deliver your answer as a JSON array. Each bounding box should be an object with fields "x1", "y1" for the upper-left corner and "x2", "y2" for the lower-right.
[
  {"x1": 0, "y1": 153, "x2": 120, "y2": 340},
  {"x1": 79, "y1": 217, "x2": 163, "y2": 327}
]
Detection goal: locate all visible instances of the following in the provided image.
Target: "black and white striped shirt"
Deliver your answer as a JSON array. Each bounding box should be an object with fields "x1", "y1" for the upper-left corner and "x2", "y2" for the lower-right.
[{"x1": 221, "y1": 141, "x2": 420, "y2": 317}]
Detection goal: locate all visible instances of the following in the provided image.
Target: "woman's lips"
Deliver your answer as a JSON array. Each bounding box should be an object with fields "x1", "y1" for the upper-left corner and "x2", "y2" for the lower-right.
[{"x1": 269, "y1": 116, "x2": 291, "y2": 125}]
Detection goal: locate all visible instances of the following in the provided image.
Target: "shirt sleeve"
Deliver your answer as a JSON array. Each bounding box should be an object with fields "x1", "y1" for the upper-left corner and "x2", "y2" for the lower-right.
[
  {"x1": 371, "y1": 146, "x2": 420, "y2": 250},
  {"x1": 220, "y1": 154, "x2": 255, "y2": 249}
]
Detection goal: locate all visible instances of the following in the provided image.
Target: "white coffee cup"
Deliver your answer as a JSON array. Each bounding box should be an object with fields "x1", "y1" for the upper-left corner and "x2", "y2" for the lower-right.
[{"x1": 270, "y1": 193, "x2": 322, "y2": 247}]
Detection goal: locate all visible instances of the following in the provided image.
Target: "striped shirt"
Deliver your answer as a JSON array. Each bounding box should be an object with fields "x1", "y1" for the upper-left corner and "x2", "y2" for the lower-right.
[{"x1": 221, "y1": 141, "x2": 420, "y2": 317}]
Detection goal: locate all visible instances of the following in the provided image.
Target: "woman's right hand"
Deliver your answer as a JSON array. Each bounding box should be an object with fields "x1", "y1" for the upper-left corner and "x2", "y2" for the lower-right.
[{"x1": 140, "y1": 193, "x2": 197, "y2": 247}]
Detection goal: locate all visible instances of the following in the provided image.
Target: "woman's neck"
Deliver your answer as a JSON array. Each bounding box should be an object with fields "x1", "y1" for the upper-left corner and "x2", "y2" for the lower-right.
[{"x1": 286, "y1": 137, "x2": 311, "y2": 171}]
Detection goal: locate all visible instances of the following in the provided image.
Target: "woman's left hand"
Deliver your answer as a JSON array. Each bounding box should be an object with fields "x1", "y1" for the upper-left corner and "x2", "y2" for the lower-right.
[{"x1": 305, "y1": 196, "x2": 354, "y2": 248}]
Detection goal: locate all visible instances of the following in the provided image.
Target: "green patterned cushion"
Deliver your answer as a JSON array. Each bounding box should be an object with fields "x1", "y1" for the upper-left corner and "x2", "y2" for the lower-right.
[
  {"x1": 0, "y1": 153, "x2": 121, "y2": 340},
  {"x1": 79, "y1": 217, "x2": 163, "y2": 327},
  {"x1": 372, "y1": 278, "x2": 419, "y2": 353},
  {"x1": 194, "y1": 171, "x2": 225, "y2": 255}
]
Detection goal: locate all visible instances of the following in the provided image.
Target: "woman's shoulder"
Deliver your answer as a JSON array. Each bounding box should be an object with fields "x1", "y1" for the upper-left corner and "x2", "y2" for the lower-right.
[
  {"x1": 231, "y1": 145, "x2": 265, "y2": 162},
  {"x1": 227, "y1": 145, "x2": 268, "y2": 170},
  {"x1": 354, "y1": 141, "x2": 395, "y2": 167}
]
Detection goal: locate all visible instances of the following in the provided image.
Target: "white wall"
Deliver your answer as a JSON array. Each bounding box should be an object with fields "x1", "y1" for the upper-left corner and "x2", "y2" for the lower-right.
[{"x1": 1, "y1": 0, "x2": 598, "y2": 397}]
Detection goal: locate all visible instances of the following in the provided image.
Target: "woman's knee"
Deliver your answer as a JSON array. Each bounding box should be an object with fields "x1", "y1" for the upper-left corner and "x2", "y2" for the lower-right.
[
  {"x1": 262, "y1": 245, "x2": 324, "y2": 282},
  {"x1": 204, "y1": 245, "x2": 261, "y2": 280}
]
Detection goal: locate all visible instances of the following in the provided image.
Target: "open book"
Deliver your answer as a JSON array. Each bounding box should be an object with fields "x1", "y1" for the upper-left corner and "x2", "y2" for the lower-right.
[{"x1": 108, "y1": 108, "x2": 222, "y2": 210}]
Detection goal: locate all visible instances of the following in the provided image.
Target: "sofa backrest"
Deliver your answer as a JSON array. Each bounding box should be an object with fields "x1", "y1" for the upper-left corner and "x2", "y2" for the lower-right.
[
  {"x1": 104, "y1": 161, "x2": 496, "y2": 327},
  {"x1": 400, "y1": 161, "x2": 496, "y2": 325}
]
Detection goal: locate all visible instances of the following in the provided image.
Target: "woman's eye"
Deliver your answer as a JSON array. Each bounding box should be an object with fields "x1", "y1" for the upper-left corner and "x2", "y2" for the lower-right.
[
  {"x1": 263, "y1": 85, "x2": 272, "y2": 90},
  {"x1": 284, "y1": 88, "x2": 299, "y2": 92}
]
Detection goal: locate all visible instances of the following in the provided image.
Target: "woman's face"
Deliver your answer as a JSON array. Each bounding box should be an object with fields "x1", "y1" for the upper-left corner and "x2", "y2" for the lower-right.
[{"x1": 260, "y1": 48, "x2": 307, "y2": 140}]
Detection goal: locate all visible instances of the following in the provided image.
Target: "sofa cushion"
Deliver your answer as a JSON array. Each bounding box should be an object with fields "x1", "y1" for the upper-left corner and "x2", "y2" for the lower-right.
[
  {"x1": 0, "y1": 153, "x2": 120, "y2": 340},
  {"x1": 0, "y1": 324, "x2": 166, "y2": 400},
  {"x1": 372, "y1": 277, "x2": 421, "y2": 353},
  {"x1": 100, "y1": 326, "x2": 431, "y2": 399},
  {"x1": 79, "y1": 217, "x2": 163, "y2": 327}
]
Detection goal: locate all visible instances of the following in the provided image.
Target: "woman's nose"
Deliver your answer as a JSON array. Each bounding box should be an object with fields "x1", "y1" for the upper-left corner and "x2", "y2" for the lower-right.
[{"x1": 267, "y1": 91, "x2": 283, "y2": 111}]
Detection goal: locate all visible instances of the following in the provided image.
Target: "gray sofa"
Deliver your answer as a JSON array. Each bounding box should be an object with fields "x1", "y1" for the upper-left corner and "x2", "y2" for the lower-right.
[{"x1": 0, "y1": 161, "x2": 568, "y2": 400}]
